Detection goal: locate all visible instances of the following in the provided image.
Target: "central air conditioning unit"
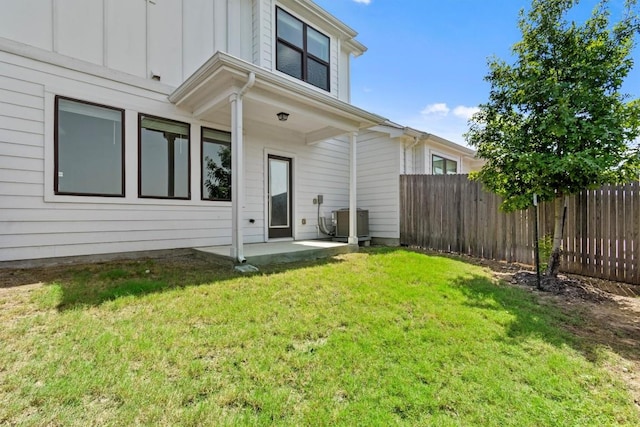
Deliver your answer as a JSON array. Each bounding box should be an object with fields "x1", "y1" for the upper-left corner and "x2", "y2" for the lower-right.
[{"x1": 333, "y1": 208, "x2": 369, "y2": 239}]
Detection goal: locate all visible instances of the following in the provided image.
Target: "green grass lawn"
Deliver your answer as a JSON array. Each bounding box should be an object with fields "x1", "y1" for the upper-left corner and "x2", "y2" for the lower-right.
[{"x1": 0, "y1": 248, "x2": 637, "y2": 426}]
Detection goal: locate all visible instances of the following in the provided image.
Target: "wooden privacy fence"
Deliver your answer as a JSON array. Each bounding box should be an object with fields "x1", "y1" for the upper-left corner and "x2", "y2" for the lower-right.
[{"x1": 400, "y1": 174, "x2": 640, "y2": 285}]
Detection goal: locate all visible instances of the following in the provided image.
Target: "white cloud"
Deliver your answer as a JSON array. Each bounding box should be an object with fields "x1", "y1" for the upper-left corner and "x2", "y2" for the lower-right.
[
  {"x1": 353, "y1": 0, "x2": 371, "y2": 4},
  {"x1": 421, "y1": 103, "x2": 450, "y2": 116},
  {"x1": 397, "y1": 103, "x2": 480, "y2": 147},
  {"x1": 453, "y1": 105, "x2": 480, "y2": 120}
]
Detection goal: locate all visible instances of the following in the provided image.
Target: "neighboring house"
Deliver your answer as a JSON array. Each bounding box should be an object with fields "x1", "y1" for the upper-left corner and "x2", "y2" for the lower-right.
[
  {"x1": 0, "y1": 0, "x2": 481, "y2": 262},
  {"x1": 357, "y1": 122, "x2": 484, "y2": 246}
]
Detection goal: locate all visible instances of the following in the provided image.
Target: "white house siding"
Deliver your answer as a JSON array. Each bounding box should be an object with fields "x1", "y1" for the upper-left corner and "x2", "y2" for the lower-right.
[
  {"x1": 356, "y1": 130, "x2": 401, "y2": 243},
  {"x1": 0, "y1": 44, "x2": 359, "y2": 261},
  {"x1": 227, "y1": 0, "x2": 255, "y2": 63},
  {"x1": 147, "y1": 0, "x2": 184, "y2": 86},
  {"x1": 55, "y1": 0, "x2": 104, "y2": 66},
  {"x1": 253, "y1": 0, "x2": 270, "y2": 68},
  {"x1": 0, "y1": 0, "x2": 352, "y2": 97},
  {"x1": 0, "y1": 0, "x2": 53, "y2": 52},
  {"x1": 0, "y1": 0, "x2": 258, "y2": 89},
  {"x1": 338, "y1": 49, "x2": 350, "y2": 102},
  {"x1": 243, "y1": 128, "x2": 350, "y2": 243},
  {"x1": 0, "y1": 1, "x2": 370, "y2": 262},
  {"x1": 328, "y1": 34, "x2": 340, "y2": 100},
  {"x1": 414, "y1": 144, "x2": 426, "y2": 173},
  {"x1": 295, "y1": 136, "x2": 350, "y2": 239},
  {"x1": 183, "y1": 0, "x2": 216, "y2": 79},
  {"x1": 105, "y1": 0, "x2": 147, "y2": 79},
  {"x1": 402, "y1": 141, "x2": 416, "y2": 174},
  {"x1": 0, "y1": 50, "x2": 236, "y2": 262}
]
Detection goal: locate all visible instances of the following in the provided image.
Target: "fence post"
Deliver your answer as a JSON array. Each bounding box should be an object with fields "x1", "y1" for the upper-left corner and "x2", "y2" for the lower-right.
[{"x1": 533, "y1": 194, "x2": 541, "y2": 289}]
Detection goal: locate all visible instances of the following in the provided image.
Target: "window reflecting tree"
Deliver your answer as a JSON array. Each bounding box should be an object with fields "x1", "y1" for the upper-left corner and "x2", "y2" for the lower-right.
[{"x1": 204, "y1": 145, "x2": 231, "y2": 200}]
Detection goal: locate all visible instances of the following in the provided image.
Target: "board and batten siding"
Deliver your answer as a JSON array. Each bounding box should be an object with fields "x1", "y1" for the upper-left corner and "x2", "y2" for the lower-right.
[
  {"x1": 0, "y1": 50, "x2": 234, "y2": 262},
  {"x1": 0, "y1": 0, "x2": 255, "y2": 89},
  {"x1": 0, "y1": 0, "x2": 349, "y2": 97},
  {"x1": 254, "y1": 0, "x2": 272, "y2": 69},
  {"x1": 357, "y1": 130, "x2": 402, "y2": 241}
]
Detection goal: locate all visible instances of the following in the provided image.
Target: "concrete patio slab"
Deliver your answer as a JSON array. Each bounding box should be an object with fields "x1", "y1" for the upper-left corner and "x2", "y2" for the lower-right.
[{"x1": 195, "y1": 240, "x2": 358, "y2": 265}]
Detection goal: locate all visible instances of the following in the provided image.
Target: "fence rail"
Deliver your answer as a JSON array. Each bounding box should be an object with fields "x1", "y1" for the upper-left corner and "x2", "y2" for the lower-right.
[{"x1": 400, "y1": 175, "x2": 640, "y2": 285}]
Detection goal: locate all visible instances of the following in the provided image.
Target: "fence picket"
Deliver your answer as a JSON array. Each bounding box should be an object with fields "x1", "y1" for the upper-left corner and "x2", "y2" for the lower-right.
[{"x1": 629, "y1": 182, "x2": 640, "y2": 283}]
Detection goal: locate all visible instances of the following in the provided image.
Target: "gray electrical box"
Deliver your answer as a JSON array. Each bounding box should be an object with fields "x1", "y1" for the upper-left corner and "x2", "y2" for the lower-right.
[{"x1": 334, "y1": 209, "x2": 369, "y2": 238}]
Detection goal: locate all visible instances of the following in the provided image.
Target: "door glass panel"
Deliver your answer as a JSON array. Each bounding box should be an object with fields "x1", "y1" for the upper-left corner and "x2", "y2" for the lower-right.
[{"x1": 269, "y1": 158, "x2": 289, "y2": 228}]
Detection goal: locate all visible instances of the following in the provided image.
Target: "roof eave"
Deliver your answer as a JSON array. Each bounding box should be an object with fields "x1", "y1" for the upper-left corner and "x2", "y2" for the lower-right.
[{"x1": 423, "y1": 133, "x2": 477, "y2": 156}]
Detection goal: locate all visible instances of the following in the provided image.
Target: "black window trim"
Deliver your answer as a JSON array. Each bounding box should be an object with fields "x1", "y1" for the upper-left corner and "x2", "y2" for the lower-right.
[
  {"x1": 276, "y1": 6, "x2": 330, "y2": 91},
  {"x1": 138, "y1": 113, "x2": 192, "y2": 200},
  {"x1": 432, "y1": 154, "x2": 458, "y2": 175},
  {"x1": 201, "y1": 126, "x2": 232, "y2": 202},
  {"x1": 54, "y1": 95, "x2": 126, "y2": 198}
]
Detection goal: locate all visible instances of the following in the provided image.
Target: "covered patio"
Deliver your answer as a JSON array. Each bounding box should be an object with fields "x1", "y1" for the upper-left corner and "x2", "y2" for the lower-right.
[{"x1": 169, "y1": 52, "x2": 383, "y2": 263}]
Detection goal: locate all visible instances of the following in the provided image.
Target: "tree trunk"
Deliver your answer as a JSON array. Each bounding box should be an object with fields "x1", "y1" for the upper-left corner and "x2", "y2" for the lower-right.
[{"x1": 545, "y1": 195, "x2": 567, "y2": 277}]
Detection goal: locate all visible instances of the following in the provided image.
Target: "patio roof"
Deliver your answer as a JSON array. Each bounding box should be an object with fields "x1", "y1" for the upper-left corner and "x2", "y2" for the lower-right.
[{"x1": 169, "y1": 52, "x2": 385, "y2": 144}]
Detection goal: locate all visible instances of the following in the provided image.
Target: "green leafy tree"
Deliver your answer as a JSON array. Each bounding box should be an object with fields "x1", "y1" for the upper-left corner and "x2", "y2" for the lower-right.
[
  {"x1": 466, "y1": 0, "x2": 640, "y2": 277},
  {"x1": 205, "y1": 145, "x2": 231, "y2": 200}
]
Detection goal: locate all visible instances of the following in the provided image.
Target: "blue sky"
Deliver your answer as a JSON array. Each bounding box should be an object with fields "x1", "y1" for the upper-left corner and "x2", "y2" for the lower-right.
[{"x1": 313, "y1": 0, "x2": 640, "y2": 147}]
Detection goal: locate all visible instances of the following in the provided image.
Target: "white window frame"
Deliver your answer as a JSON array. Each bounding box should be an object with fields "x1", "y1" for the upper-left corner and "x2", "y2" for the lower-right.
[{"x1": 428, "y1": 150, "x2": 461, "y2": 175}]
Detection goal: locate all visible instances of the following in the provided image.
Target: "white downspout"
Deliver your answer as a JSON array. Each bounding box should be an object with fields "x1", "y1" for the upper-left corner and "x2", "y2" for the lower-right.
[
  {"x1": 230, "y1": 72, "x2": 256, "y2": 263},
  {"x1": 348, "y1": 132, "x2": 358, "y2": 245},
  {"x1": 405, "y1": 136, "x2": 420, "y2": 174}
]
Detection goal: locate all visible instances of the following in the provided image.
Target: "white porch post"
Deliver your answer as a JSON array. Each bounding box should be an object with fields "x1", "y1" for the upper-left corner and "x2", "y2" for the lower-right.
[
  {"x1": 229, "y1": 73, "x2": 255, "y2": 262},
  {"x1": 230, "y1": 93, "x2": 244, "y2": 261},
  {"x1": 348, "y1": 132, "x2": 358, "y2": 245}
]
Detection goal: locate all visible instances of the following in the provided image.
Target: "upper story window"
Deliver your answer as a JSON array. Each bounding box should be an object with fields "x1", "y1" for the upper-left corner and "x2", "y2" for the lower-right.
[
  {"x1": 139, "y1": 115, "x2": 190, "y2": 199},
  {"x1": 432, "y1": 155, "x2": 458, "y2": 175},
  {"x1": 276, "y1": 7, "x2": 330, "y2": 91},
  {"x1": 55, "y1": 96, "x2": 125, "y2": 197}
]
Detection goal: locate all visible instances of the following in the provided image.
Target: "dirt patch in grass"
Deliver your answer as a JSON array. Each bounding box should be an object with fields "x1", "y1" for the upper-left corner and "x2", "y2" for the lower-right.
[
  {"x1": 0, "y1": 249, "x2": 233, "y2": 290},
  {"x1": 1, "y1": 266, "x2": 72, "y2": 289},
  {"x1": 431, "y1": 250, "x2": 640, "y2": 412},
  {"x1": 510, "y1": 270, "x2": 640, "y2": 411}
]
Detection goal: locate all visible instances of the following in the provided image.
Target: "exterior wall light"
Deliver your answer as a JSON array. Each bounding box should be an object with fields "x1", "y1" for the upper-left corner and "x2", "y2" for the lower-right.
[{"x1": 277, "y1": 112, "x2": 290, "y2": 122}]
